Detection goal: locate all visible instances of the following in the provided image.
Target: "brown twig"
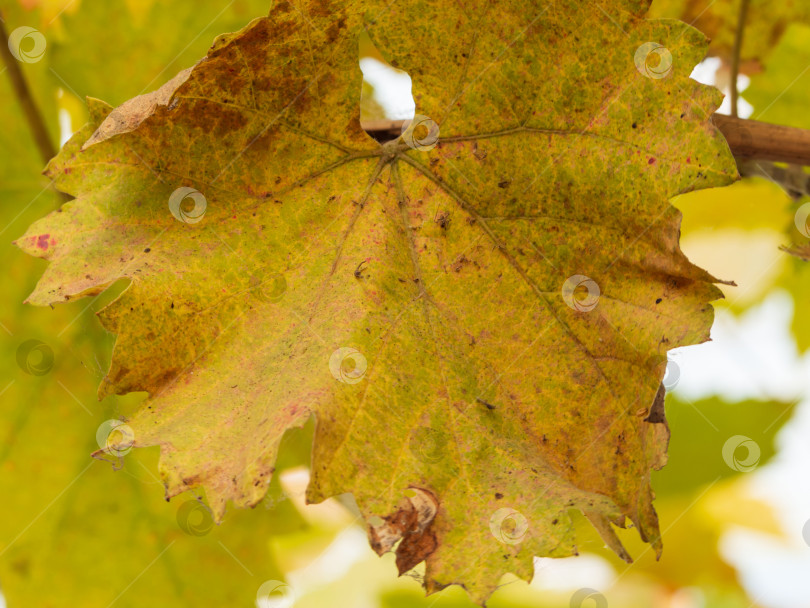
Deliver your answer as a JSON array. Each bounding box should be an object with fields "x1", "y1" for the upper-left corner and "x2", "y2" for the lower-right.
[
  {"x1": 713, "y1": 114, "x2": 810, "y2": 166},
  {"x1": 0, "y1": 18, "x2": 57, "y2": 165}
]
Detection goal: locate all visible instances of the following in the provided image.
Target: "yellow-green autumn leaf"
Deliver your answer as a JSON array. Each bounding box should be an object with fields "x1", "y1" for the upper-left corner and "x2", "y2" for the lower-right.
[{"x1": 16, "y1": 0, "x2": 738, "y2": 602}]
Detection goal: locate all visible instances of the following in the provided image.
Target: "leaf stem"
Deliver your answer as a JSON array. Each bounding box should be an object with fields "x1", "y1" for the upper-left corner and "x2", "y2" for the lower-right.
[
  {"x1": 369, "y1": 116, "x2": 810, "y2": 167},
  {"x1": 737, "y1": 159, "x2": 810, "y2": 200},
  {"x1": 0, "y1": 18, "x2": 57, "y2": 165}
]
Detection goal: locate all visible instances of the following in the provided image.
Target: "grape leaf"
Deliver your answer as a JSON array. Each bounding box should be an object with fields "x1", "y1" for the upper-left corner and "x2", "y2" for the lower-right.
[{"x1": 16, "y1": 0, "x2": 737, "y2": 602}]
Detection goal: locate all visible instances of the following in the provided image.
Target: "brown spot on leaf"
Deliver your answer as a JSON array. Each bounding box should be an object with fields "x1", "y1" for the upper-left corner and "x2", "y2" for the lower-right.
[
  {"x1": 450, "y1": 255, "x2": 470, "y2": 272},
  {"x1": 645, "y1": 384, "x2": 667, "y2": 424},
  {"x1": 36, "y1": 234, "x2": 51, "y2": 250},
  {"x1": 435, "y1": 211, "x2": 451, "y2": 230},
  {"x1": 367, "y1": 488, "x2": 438, "y2": 573}
]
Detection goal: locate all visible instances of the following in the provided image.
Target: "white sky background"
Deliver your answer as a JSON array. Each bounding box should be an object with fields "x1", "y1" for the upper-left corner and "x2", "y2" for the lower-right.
[{"x1": 358, "y1": 57, "x2": 416, "y2": 121}]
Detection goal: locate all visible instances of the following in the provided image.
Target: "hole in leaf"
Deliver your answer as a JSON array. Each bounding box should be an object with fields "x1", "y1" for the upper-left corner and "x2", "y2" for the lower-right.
[{"x1": 359, "y1": 31, "x2": 416, "y2": 144}]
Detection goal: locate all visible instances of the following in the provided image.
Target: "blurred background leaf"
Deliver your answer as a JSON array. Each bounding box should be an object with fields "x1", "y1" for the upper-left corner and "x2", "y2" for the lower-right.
[{"x1": 649, "y1": 0, "x2": 810, "y2": 72}]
